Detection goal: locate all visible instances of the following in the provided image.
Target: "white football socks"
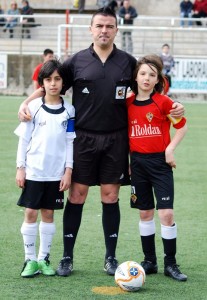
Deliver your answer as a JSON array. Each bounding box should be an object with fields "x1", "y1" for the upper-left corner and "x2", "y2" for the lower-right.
[
  {"x1": 21, "y1": 222, "x2": 38, "y2": 261},
  {"x1": 38, "y1": 221, "x2": 56, "y2": 261},
  {"x1": 139, "y1": 219, "x2": 156, "y2": 236},
  {"x1": 161, "y1": 223, "x2": 177, "y2": 239}
]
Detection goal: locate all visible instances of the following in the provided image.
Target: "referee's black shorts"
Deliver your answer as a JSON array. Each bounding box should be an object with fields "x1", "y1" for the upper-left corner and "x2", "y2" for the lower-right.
[
  {"x1": 72, "y1": 129, "x2": 130, "y2": 186},
  {"x1": 130, "y1": 151, "x2": 174, "y2": 210}
]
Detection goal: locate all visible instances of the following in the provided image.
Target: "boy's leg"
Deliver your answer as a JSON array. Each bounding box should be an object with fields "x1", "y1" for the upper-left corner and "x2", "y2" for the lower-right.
[
  {"x1": 20, "y1": 220, "x2": 39, "y2": 278},
  {"x1": 37, "y1": 218, "x2": 56, "y2": 276},
  {"x1": 21, "y1": 221, "x2": 38, "y2": 261},
  {"x1": 38, "y1": 218, "x2": 55, "y2": 260},
  {"x1": 161, "y1": 223, "x2": 187, "y2": 281},
  {"x1": 139, "y1": 218, "x2": 158, "y2": 274}
]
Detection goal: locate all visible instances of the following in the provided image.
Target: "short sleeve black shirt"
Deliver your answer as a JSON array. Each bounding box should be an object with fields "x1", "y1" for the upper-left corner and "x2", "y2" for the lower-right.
[{"x1": 62, "y1": 44, "x2": 137, "y2": 132}]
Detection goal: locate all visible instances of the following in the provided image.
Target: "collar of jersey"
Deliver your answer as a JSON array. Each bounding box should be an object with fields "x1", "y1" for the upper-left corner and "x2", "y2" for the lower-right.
[{"x1": 41, "y1": 96, "x2": 65, "y2": 114}]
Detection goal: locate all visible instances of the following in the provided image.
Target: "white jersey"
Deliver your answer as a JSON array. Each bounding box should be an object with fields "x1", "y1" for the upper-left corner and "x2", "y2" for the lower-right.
[{"x1": 14, "y1": 97, "x2": 76, "y2": 181}]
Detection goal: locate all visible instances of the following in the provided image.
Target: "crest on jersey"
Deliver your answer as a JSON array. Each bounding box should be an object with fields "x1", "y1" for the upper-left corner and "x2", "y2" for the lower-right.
[
  {"x1": 131, "y1": 194, "x2": 137, "y2": 203},
  {"x1": 146, "y1": 112, "x2": 153, "y2": 122},
  {"x1": 62, "y1": 120, "x2": 68, "y2": 129}
]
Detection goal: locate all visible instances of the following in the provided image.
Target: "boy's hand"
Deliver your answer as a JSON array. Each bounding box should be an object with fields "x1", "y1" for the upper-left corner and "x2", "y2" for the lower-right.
[
  {"x1": 165, "y1": 147, "x2": 176, "y2": 169},
  {"x1": 16, "y1": 168, "x2": 26, "y2": 188},
  {"x1": 170, "y1": 102, "x2": 184, "y2": 118},
  {"x1": 18, "y1": 102, "x2": 32, "y2": 122},
  {"x1": 59, "y1": 168, "x2": 72, "y2": 191}
]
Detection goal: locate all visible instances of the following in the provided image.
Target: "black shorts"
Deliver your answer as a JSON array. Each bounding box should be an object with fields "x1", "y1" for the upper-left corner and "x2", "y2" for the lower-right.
[
  {"x1": 72, "y1": 129, "x2": 130, "y2": 186},
  {"x1": 17, "y1": 180, "x2": 64, "y2": 210},
  {"x1": 130, "y1": 152, "x2": 174, "y2": 210}
]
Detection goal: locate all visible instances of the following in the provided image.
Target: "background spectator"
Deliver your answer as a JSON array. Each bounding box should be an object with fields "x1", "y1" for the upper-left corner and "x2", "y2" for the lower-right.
[
  {"x1": 20, "y1": 0, "x2": 34, "y2": 39},
  {"x1": 3, "y1": 1, "x2": 19, "y2": 38},
  {"x1": 78, "y1": 0, "x2": 85, "y2": 13},
  {"x1": 118, "y1": 0, "x2": 138, "y2": 54},
  {"x1": 160, "y1": 44, "x2": 175, "y2": 96},
  {"x1": 0, "y1": 4, "x2": 5, "y2": 27},
  {"x1": 107, "y1": 0, "x2": 118, "y2": 13},
  {"x1": 180, "y1": 0, "x2": 193, "y2": 27},
  {"x1": 192, "y1": 0, "x2": 207, "y2": 25},
  {"x1": 97, "y1": 0, "x2": 110, "y2": 8},
  {"x1": 107, "y1": 0, "x2": 123, "y2": 14},
  {"x1": 32, "y1": 48, "x2": 54, "y2": 90}
]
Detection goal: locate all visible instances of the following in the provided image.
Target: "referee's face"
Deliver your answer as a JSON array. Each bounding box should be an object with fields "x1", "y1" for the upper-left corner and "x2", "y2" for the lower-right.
[{"x1": 90, "y1": 15, "x2": 118, "y2": 50}]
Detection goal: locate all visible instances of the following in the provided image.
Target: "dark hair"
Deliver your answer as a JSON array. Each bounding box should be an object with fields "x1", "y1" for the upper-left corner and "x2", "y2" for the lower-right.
[
  {"x1": 38, "y1": 59, "x2": 65, "y2": 87},
  {"x1": 132, "y1": 54, "x2": 165, "y2": 94},
  {"x1": 162, "y1": 43, "x2": 170, "y2": 48},
  {"x1": 91, "y1": 7, "x2": 117, "y2": 27},
  {"x1": 22, "y1": 0, "x2": 29, "y2": 5},
  {"x1": 43, "y1": 48, "x2": 54, "y2": 56}
]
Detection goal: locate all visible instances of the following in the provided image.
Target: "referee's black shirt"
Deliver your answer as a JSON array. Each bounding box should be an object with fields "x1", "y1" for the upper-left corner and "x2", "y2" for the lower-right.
[{"x1": 62, "y1": 44, "x2": 137, "y2": 133}]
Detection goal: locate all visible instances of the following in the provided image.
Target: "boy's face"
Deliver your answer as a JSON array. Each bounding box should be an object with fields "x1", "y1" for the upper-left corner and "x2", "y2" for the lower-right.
[
  {"x1": 162, "y1": 46, "x2": 170, "y2": 54},
  {"x1": 43, "y1": 70, "x2": 63, "y2": 97},
  {"x1": 44, "y1": 53, "x2": 54, "y2": 62},
  {"x1": 136, "y1": 63, "x2": 159, "y2": 94}
]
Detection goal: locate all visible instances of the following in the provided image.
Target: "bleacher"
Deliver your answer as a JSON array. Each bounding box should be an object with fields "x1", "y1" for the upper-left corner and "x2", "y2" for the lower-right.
[
  {"x1": 1, "y1": 0, "x2": 207, "y2": 96},
  {"x1": 1, "y1": 13, "x2": 207, "y2": 57}
]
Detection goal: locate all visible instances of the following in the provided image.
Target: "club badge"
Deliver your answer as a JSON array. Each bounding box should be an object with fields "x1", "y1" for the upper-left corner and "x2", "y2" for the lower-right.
[
  {"x1": 146, "y1": 112, "x2": 153, "y2": 122},
  {"x1": 115, "y1": 86, "x2": 127, "y2": 100},
  {"x1": 130, "y1": 194, "x2": 137, "y2": 203}
]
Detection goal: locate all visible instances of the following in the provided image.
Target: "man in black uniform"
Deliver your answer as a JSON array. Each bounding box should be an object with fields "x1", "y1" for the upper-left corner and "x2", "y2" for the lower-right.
[{"x1": 18, "y1": 7, "x2": 185, "y2": 277}]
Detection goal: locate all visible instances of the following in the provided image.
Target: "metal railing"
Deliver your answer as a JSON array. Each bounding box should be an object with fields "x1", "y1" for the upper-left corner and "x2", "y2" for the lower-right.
[
  {"x1": 57, "y1": 22, "x2": 207, "y2": 59},
  {"x1": 0, "y1": 14, "x2": 207, "y2": 57}
]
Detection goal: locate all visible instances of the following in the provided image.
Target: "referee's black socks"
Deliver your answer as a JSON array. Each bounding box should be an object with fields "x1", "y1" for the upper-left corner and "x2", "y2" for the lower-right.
[
  {"x1": 102, "y1": 201, "x2": 120, "y2": 259},
  {"x1": 63, "y1": 200, "x2": 84, "y2": 258}
]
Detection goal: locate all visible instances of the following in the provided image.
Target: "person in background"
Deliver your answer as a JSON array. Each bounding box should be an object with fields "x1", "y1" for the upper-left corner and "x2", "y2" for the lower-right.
[
  {"x1": 3, "y1": 1, "x2": 19, "y2": 38},
  {"x1": 15, "y1": 59, "x2": 76, "y2": 278},
  {"x1": 192, "y1": 0, "x2": 207, "y2": 25},
  {"x1": 127, "y1": 54, "x2": 188, "y2": 282},
  {"x1": 107, "y1": 0, "x2": 118, "y2": 13},
  {"x1": 32, "y1": 48, "x2": 54, "y2": 90},
  {"x1": 106, "y1": 0, "x2": 123, "y2": 13},
  {"x1": 118, "y1": 0, "x2": 138, "y2": 54},
  {"x1": 180, "y1": 0, "x2": 193, "y2": 27},
  {"x1": 78, "y1": 0, "x2": 85, "y2": 13},
  {"x1": 17, "y1": 7, "x2": 185, "y2": 278},
  {"x1": 97, "y1": 0, "x2": 110, "y2": 8},
  {"x1": 0, "y1": 4, "x2": 5, "y2": 27},
  {"x1": 20, "y1": 0, "x2": 34, "y2": 39},
  {"x1": 160, "y1": 44, "x2": 175, "y2": 96}
]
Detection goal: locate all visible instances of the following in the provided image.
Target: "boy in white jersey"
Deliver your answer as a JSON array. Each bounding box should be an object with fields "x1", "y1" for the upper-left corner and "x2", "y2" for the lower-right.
[{"x1": 14, "y1": 59, "x2": 76, "y2": 278}]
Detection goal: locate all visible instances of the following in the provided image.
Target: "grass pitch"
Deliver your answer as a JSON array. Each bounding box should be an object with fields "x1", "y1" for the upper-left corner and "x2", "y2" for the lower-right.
[{"x1": 0, "y1": 96, "x2": 206, "y2": 300}]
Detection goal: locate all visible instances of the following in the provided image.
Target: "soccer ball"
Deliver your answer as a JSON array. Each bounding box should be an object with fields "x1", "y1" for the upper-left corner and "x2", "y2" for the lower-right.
[{"x1": 115, "y1": 261, "x2": 146, "y2": 292}]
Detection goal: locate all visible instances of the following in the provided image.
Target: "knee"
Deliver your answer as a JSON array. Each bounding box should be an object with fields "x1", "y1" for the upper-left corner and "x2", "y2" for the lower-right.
[
  {"x1": 158, "y1": 209, "x2": 174, "y2": 226},
  {"x1": 69, "y1": 184, "x2": 88, "y2": 204},
  {"x1": 25, "y1": 208, "x2": 38, "y2": 223},
  {"x1": 101, "y1": 185, "x2": 120, "y2": 203},
  {"x1": 140, "y1": 209, "x2": 154, "y2": 221},
  {"x1": 41, "y1": 209, "x2": 54, "y2": 223},
  {"x1": 101, "y1": 193, "x2": 119, "y2": 203}
]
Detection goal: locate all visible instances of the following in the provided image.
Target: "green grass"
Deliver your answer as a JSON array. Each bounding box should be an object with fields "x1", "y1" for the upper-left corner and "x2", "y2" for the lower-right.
[{"x1": 0, "y1": 96, "x2": 206, "y2": 300}]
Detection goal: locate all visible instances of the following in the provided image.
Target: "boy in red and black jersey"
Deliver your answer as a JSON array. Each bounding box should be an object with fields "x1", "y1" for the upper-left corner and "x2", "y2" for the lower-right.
[{"x1": 127, "y1": 54, "x2": 188, "y2": 282}]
